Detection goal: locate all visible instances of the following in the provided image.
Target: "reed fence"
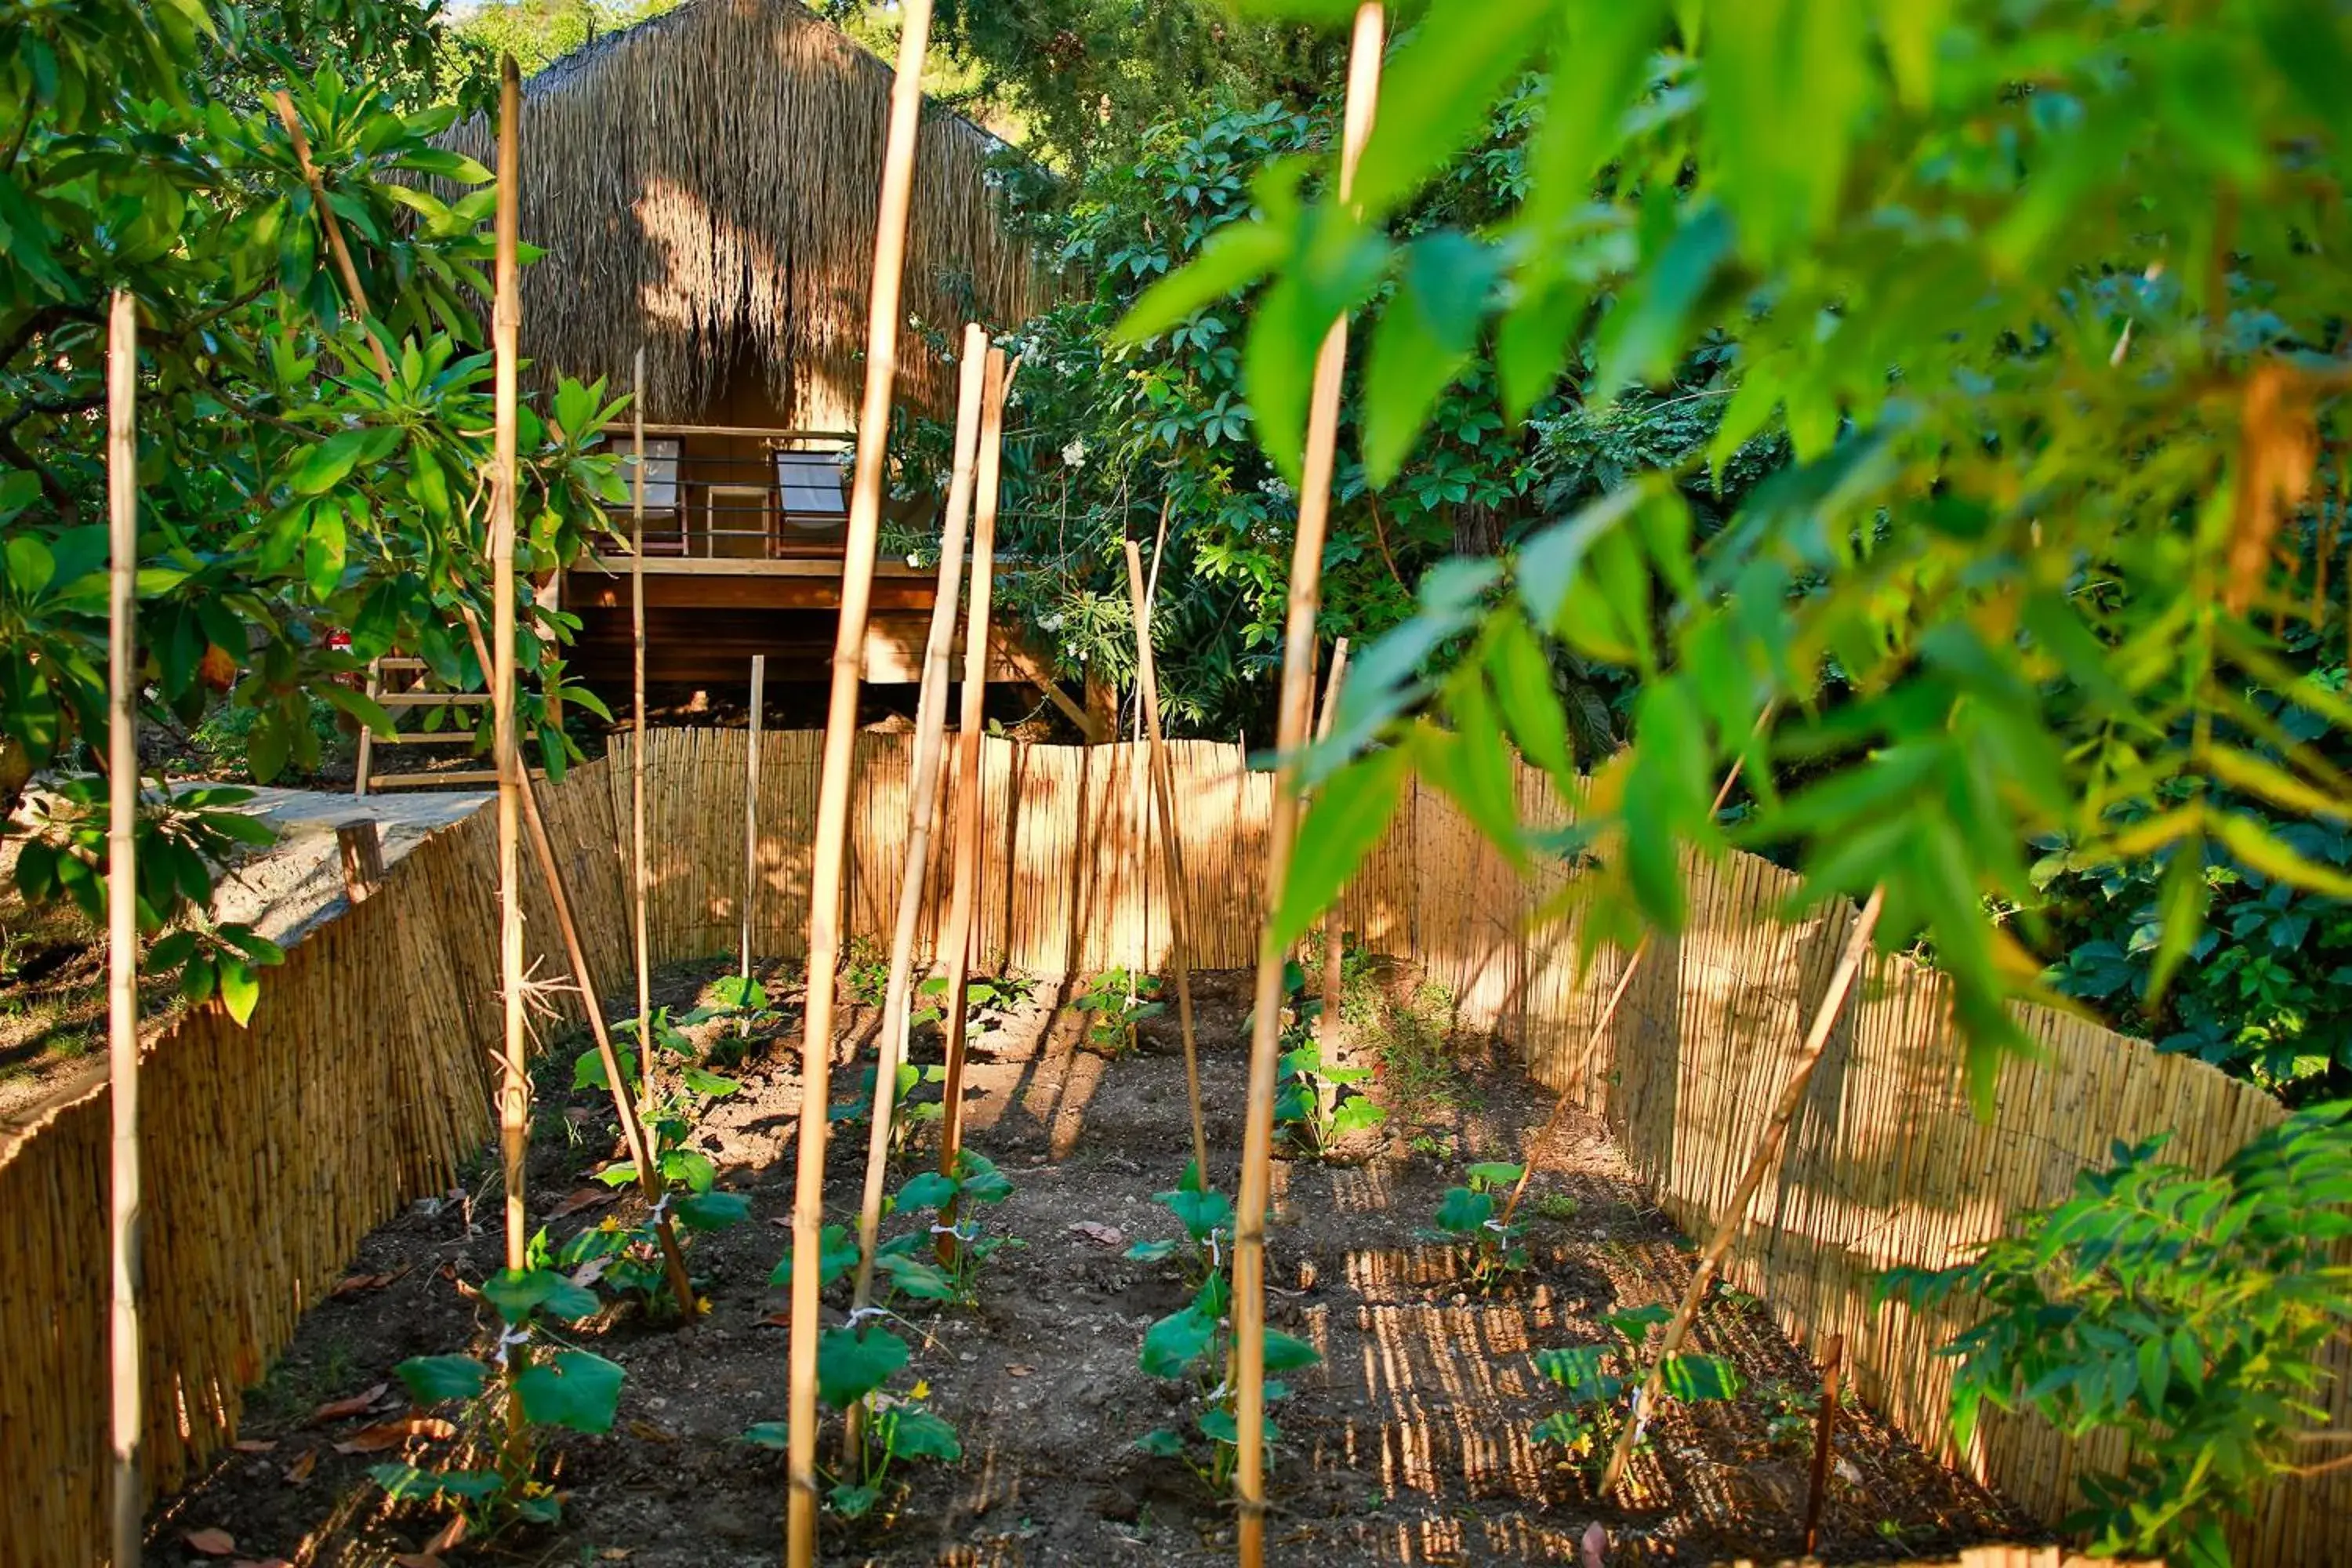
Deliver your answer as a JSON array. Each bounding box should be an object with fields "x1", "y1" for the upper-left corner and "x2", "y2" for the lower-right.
[{"x1": 0, "y1": 728, "x2": 2338, "y2": 1564}]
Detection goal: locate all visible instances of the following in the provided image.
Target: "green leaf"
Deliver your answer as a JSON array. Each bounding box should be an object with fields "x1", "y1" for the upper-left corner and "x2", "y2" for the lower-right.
[
  {"x1": 877, "y1": 1253, "x2": 961, "y2": 1301},
  {"x1": 483, "y1": 1266, "x2": 601, "y2": 1327},
  {"x1": 674, "y1": 1191, "x2": 751, "y2": 1232},
  {"x1": 1140, "y1": 1305, "x2": 1217, "y2": 1379},
  {"x1": 1417, "y1": 681, "x2": 1523, "y2": 862},
  {"x1": 1159, "y1": 1185, "x2": 1234, "y2": 1242},
  {"x1": 829, "y1": 1481, "x2": 882, "y2": 1519},
  {"x1": 514, "y1": 1348, "x2": 625, "y2": 1434},
  {"x1": 1465, "y1": 1162, "x2": 1526, "y2": 1189},
  {"x1": 303, "y1": 501, "x2": 347, "y2": 601},
  {"x1": 1533, "y1": 1343, "x2": 1617, "y2": 1401},
  {"x1": 393, "y1": 1354, "x2": 488, "y2": 1404},
  {"x1": 1351, "y1": 0, "x2": 1560, "y2": 218},
  {"x1": 742, "y1": 1421, "x2": 792, "y2": 1450},
  {"x1": 1660, "y1": 1352, "x2": 1743, "y2": 1403},
  {"x1": 771, "y1": 1221, "x2": 862, "y2": 1288},
  {"x1": 1261, "y1": 1329, "x2": 1323, "y2": 1373},
  {"x1": 2211, "y1": 811, "x2": 2352, "y2": 900},
  {"x1": 1363, "y1": 231, "x2": 1504, "y2": 485},
  {"x1": 1329, "y1": 1097, "x2": 1388, "y2": 1138},
  {"x1": 1436, "y1": 1186, "x2": 1493, "y2": 1235},
  {"x1": 1484, "y1": 615, "x2": 1573, "y2": 782},
  {"x1": 877, "y1": 1405, "x2": 961, "y2": 1461},
  {"x1": 287, "y1": 429, "x2": 372, "y2": 496},
  {"x1": 1594, "y1": 202, "x2": 1734, "y2": 397},
  {"x1": 1134, "y1": 1425, "x2": 1185, "y2": 1457},
  {"x1": 817, "y1": 1326, "x2": 909, "y2": 1410},
  {"x1": 1514, "y1": 2, "x2": 1667, "y2": 241},
  {"x1": 1117, "y1": 219, "x2": 1283, "y2": 342},
  {"x1": 572, "y1": 1047, "x2": 610, "y2": 1091},
  {"x1": 1272, "y1": 743, "x2": 1410, "y2": 950},
  {"x1": 895, "y1": 1170, "x2": 959, "y2": 1210},
  {"x1": 681, "y1": 1065, "x2": 742, "y2": 1098},
  {"x1": 1126, "y1": 1239, "x2": 1179, "y2": 1263},
  {"x1": 218, "y1": 956, "x2": 260, "y2": 1026}
]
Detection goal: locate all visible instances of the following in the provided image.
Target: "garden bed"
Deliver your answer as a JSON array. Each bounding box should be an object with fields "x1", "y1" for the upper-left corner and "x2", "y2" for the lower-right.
[{"x1": 144, "y1": 960, "x2": 2029, "y2": 1566}]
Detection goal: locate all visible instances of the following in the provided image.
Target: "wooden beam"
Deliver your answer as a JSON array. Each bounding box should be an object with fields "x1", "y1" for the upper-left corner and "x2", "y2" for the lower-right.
[{"x1": 987, "y1": 627, "x2": 1099, "y2": 740}]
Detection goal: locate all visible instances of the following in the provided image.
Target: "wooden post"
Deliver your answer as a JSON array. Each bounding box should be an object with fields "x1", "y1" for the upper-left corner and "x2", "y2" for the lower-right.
[
  {"x1": 785, "y1": 2, "x2": 935, "y2": 1558},
  {"x1": 740, "y1": 652, "x2": 765, "y2": 1037},
  {"x1": 1598, "y1": 886, "x2": 1885, "y2": 1501},
  {"x1": 1312, "y1": 637, "x2": 1349, "y2": 1114},
  {"x1": 1233, "y1": 12, "x2": 1385, "y2": 1563},
  {"x1": 336, "y1": 820, "x2": 384, "y2": 903},
  {"x1": 103, "y1": 288, "x2": 143, "y2": 1568},
  {"x1": 1497, "y1": 706, "x2": 1774, "y2": 1230},
  {"x1": 845, "y1": 323, "x2": 987, "y2": 1463},
  {"x1": 1804, "y1": 1331, "x2": 1846, "y2": 1553},
  {"x1": 354, "y1": 657, "x2": 380, "y2": 798},
  {"x1": 488, "y1": 56, "x2": 531, "y2": 1456},
  {"x1": 630, "y1": 347, "x2": 652, "y2": 1103},
  {"x1": 931, "y1": 347, "x2": 1009, "y2": 1258},
  {"x1": 1123, "y1": 538, "x2": 1208, "y2": 1182}
]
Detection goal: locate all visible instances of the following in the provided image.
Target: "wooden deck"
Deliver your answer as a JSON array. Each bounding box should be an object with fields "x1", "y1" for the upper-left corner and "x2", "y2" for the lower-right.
[{"x1": 560, "y1": 554, "x2": 1022, "y2": 688}]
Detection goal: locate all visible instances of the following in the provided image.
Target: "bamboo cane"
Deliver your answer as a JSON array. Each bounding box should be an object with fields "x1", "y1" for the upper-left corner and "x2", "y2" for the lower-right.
[
  {"x1": 786, "y1": 3, "x2": 935, "y2": 1556},
  {"x1": 1233, "y1": 11, "x2": 1385, "y2": 1562},
  {"x1": 1596, "y1": 885, "x2": 1886, "y2": 1501},
  {"x1": 103, "y1": 288, "x2": 143, "y2": 1568},
  {"x1": 271, "y1": 89, "x2": 394, "y2": 386},
  {"x1": 1123, "y1": 538, "x2": 1208, "y2": 1181},
  {"x1": 741, "y1": 652, "x2": 765, "y2": 1039},
  {"x1": 1312, "y1": 637, "x2": 1350, "y2": 1121},
  {"x1": 931, "y1": 348, "x2": 1011, "y2": 1261},
  {"x1": 1496, "y1": 706, "x2": 1775, "y2": 1230},
  {"x1": 843, "y1": 324, "x2": 988, "y2": 1465},
  {"x1": 1804, "y1": 1332, "x2": 1846, "y2": 1553},
  {"x1": 631, "y1": 347, "x2": 652, "y2": 1104},
  {"x1": 488, "y1": 55, "x2": 530, "y2": 1456},
  {"x1": 454, "y1": 601, "x2": 694, "y2": 1316}
]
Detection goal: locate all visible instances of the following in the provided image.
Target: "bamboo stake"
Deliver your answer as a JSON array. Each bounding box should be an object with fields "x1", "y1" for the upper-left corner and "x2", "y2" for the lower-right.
[
  {"x1": 103, "y1": 288, "x2": 143, "y2": 1568},
  {"x1": 1312, "y1": 637, "x2": 1350, "y2": 1117},
  {"x1": 931, "y1": 348, "x2": 1011, "y2": 1258},
  {"x1": 271, "y1": 89, "x2": 394, "y2": 386},
  {"x1": 488, "y1": 55, "x2": 530, "y2": 1456},
  {"x1": 1804, "y1": 1331, "x2": 1846, "y2": 1553},
  {"x1": 1123, "y1": 537, "x2": 1208, "y2": 1181},
  {"x1": 844, "y1": 324, "x2": 988, "y2": 1464},
  {"x1": 1597, "y1": 885, "x2": 1885, "y2": 1501},
  {"x1": 631, "y1": 347, "x2": 653, "y2": 1104},
  {"x1": 1233, "y1": 11, "x2": 1384, "y2": 1562},
  {"x1": 1497, "y1": 706, "x2": 1774, "y2": 1229},
  {"x1": 785, "y1": 3, "x2": 935, "y2": 1557},
  {"x1": 741, "y1": 652, "x2": 765, "y2": 1038}
]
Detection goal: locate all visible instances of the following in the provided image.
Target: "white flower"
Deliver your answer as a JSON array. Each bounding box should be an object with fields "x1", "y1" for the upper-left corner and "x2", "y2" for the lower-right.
[{"x1": 1061, "y1": 439, "x2": 1089, "y2": 469}]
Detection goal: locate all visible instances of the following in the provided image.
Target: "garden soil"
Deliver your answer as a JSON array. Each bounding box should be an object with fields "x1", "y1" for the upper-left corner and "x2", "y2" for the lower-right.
[{"x1": 144, "y1": 962, "x2": 2032, "y2": 1566}]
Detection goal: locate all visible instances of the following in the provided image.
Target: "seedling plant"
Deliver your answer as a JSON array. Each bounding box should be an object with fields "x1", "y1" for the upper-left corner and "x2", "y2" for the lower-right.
[
  {"x1": 568, "y1": 1008, "x2": 751, "y2": 1312},
  {"x1": 1134, "y1": 1263, "x2": 1322, "y2": 1494},
  {"x1": 911, "y1": 968, "x2": 1036, "y2": 1044},
  {"x1": 1125, "y1": 1163, "x2": 1235, "y2": 1290},
  {"x1": 745, "y1": 1326, "x2": 961, "y2": 1520},
  {"x1": 1257, "y1": 960, "x2": 1387, "y2": 1158},
  {"x1": 376, "y1": 1265, "x2": 626, "y2": 1535},
  {"x1": 1530, "y1": 1303, "x2": 1742, "y2": 1477},
  {"x1": 1430, "y1": 1160, "x2": 1530, "y2": 1290},
  {"x1": 1073, "y1": 966, "x2": 1165, "y2": 1056}
]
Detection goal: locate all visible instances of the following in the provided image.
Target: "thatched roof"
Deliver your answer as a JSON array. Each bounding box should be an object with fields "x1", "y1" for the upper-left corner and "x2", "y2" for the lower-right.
[{"x1": 445, "y1": 0, "x2": 1044, "y2": 424}]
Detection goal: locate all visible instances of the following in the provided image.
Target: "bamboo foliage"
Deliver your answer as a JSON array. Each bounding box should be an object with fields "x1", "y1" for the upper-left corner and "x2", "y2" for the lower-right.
[
  {"x1": 440, "y1": 0, "x2": 1042, "y2": 423},
  {"x1": 3, "y1": 734, "x2": 2345, "y2": 1567}
]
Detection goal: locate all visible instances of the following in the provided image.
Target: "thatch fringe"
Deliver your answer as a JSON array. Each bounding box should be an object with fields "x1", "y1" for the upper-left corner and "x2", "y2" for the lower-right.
[{"x1": 443, "y1": 0, "x2": 1044, "y2": 423}]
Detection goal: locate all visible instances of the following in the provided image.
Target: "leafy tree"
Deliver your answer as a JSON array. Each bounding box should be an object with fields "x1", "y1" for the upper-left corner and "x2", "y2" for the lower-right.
[
  {"x1": 455, "y1": 0, "x2": 687, "y2": 78},
  {"x1": 1884, "y1": 1104, "x2": 2352, "y2": 1566},
  {"x1": 2, "y1": 0, "x2": 626, "y2": 999},
  {"x1": 894, "y1": 85, "x2": 1776, "y2": 740},
  {"x1": 1131, "y1": 0, "x2": 2352, "y2": 1109}
]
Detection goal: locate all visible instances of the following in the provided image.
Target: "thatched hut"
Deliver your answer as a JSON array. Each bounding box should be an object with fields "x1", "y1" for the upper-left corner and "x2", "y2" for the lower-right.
[
  {"x1": 405, "y1": 0, "x2": 1083, "y2": 733},
  {"x1": 446, "y1": 0, "x2": 1042, "y2": 427}
]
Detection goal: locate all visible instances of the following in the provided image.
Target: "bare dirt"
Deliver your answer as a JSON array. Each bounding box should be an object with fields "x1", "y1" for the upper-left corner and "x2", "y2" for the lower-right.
[{"x1": 144, "y1": 960, "x2": 2032, "y2": 1567}]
